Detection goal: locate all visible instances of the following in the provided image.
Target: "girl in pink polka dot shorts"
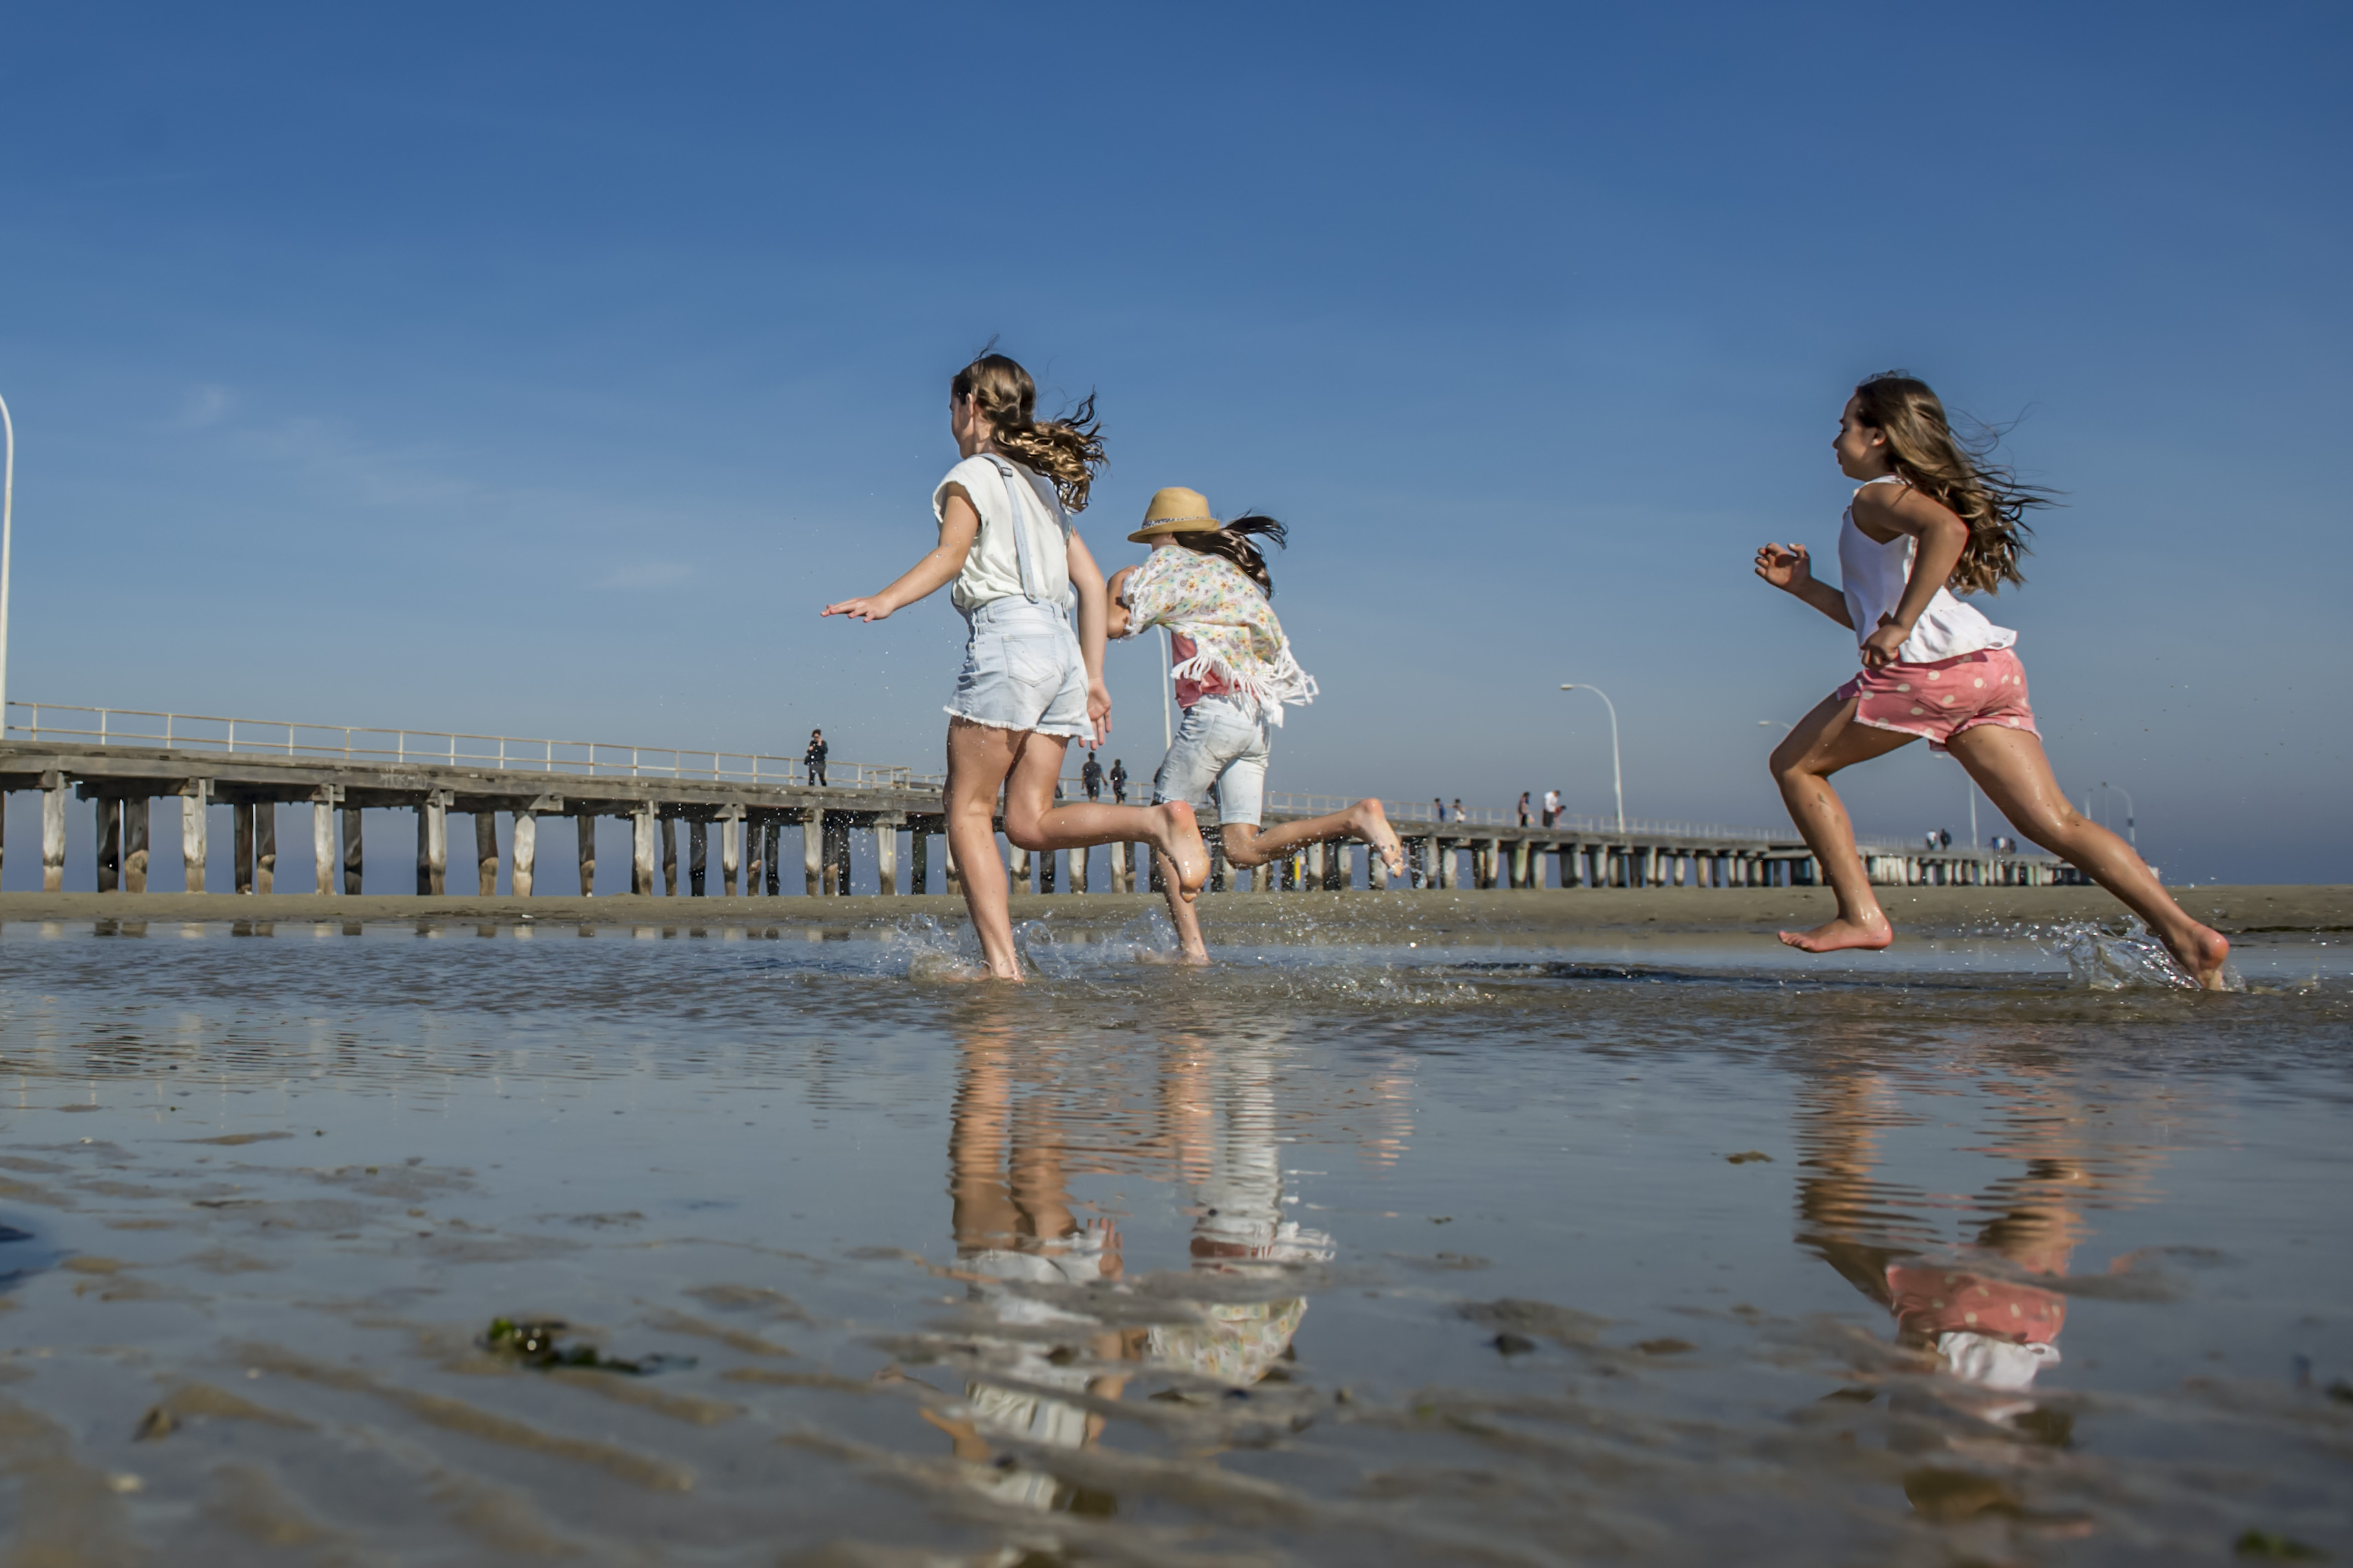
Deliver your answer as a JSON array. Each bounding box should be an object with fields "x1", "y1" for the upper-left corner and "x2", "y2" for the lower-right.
[{"x1": 1754, "y1": 372, "x2": 2231, "y2": 987}]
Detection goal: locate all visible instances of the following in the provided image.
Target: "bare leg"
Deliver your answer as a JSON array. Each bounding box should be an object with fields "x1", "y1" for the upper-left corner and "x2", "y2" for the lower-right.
[
  {"x1": 1154, "y1": 848, "x2": 1212, "y2": 964},
  {"x1": 944, "y1": 720, "x2": 1028, "y2": 979},
  {"x1": 1221, "y1": 799, "x2": 1404, "y2": 878},
  {"x1": 1946, "y1": 724, "x2": 2230, "y2": 988},
  {"x1": 1769, "y1": 693, "x2": 1916, "y2": 952},
  {"x1": 1000, "y1": 738, "x2": 1208, "y2": 901}
]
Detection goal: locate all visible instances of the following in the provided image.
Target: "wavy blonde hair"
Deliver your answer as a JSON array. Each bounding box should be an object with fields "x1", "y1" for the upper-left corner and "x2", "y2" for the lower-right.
[
  {"x1": 1853, "y1": 371, "x2": 2051, "y2": 595},
  {"x1": 953, "y1": 349, "x2": 1106, "y2": 511}
]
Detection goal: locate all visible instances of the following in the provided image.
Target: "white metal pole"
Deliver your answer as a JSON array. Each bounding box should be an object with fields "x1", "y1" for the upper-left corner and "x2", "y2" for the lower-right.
[
  {"x1": 1561, "y1": 684, "x2": 1624, "y2": 835},
  {"x1": 0, "y1": 391, "x2": 14, "y2": 733},
  {"x1": 1158, "y1": 626, "x2": 1174, "y2": 753}
]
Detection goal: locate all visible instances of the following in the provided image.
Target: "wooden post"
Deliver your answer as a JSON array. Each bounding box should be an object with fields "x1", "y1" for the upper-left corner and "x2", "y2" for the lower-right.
[
  {"x1": 341, "y1": 804, "x2": 362, "y2": 895},
  {"x1": 835, "y1": 819, "x2": 852, "y2": 895},
  {"x1": 943, "y1": 828, "x2": 961, "y2": 897},
  {"x1": 1072, "y1": 839, "x2": 1090, "y2": 895},
  {"x1": 800, "y1": 808, "x2": 821, "y2": 895},
  {"x1": 1113, "y1": 842, "x2": 1132, "y2": 893},
  {"x1": 631, "y1": 805, "x2": 655, "y2": 896},
  {"x1": 688, "y1": 819, "x2": 707, "y2": 895},
  {"x1": 1485, "y1": 837, "x2": 1502, "y2": 890},
  {"x1": 428, "y1": 793, "x2": 448, "y2": 895},
  {"x1": 1039, "y1": 843, "x2": 1056, "y2": 894},
  {"x1": 256, "y1": 804, "x2": 277, "y2": 895},
  {"x1": 577, "y1": 813, "x2": 597, "y2": 896},
  {"x1": 764, "y1": 822, "x2": 782, "y2": 895},
  {"x1": 911, "y1": 828, "x2": 929, "y2": 895},
  {"x1": 236, "y1": 802, "x2": 257, "y2": 895},
  {"x1": 661, "y1": 814, "x2": 678, "y2": 897},
  {"x1": 1008, "y1": 842, "x2": 1029, "y2": 893},
  {"x1": 877, "y1": 817, "x2": 900, "y2": 895},
  {"x1": 1332, "y1": 839, "x2": 1354, "y2": 890},
  {"x1": 512, "y1": 812, "x2": 537, "y2": 897},
  {"x1": 125, "y1": 797, "x2": 151, "y2": 894},
  {"x1": 477, "y1": 811, "x2": 499, "y2": 896},
  {"x1": 1369, "y1": 839, "x2": 1389, "y2": 891},
  {"x1": 310, "y1": 787, "x2": 340, "y2": 896},
  {"x1": 721, "y1": 808, "x2": 743, "y2": 897},
  {"x1": 95, "y1": 797, "x2": 122, "y2": 892},
  {"x1": 180, "y1": 777, "x2": 210, "y2": 894}
]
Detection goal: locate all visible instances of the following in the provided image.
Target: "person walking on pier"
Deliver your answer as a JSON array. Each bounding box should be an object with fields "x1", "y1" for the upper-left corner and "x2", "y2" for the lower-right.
[
  {"x1": 1109, "y1": 758, "x2": 1128, "y2": 804},
  {"x1": 823, "y1": 349, "x2": 1210, "y2": 979},
  {"x1": 1543, "y1": 788, "x2": 1560, "y2": 828},
  {"x1": 1081, "y1": 751, "x2": 1103, "y2": 802},
  {"x1": 1108, "y1": 486, "x2": 1406, "y2": 963},
  {"x1": 805, "y1": 729, "x2": 829, "y2": 788},
  {"x1": 1754, "y1": 371, "x2": 2230, "y2": 987},
  {"x1": 1517, "y1": 792, "x2": 1531, "y2": 827}
]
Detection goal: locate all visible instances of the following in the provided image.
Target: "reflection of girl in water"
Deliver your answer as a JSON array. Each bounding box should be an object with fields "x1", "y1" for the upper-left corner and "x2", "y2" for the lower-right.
[
  {"x1": 1794, "y1": 1069, "x2": 2142, "y2": 1406},
  {"x1": 921, "y1": 1031, "x2": 1331, "y2": 1512}
]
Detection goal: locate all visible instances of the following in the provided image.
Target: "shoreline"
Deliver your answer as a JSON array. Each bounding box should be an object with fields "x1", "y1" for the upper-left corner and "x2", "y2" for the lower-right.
[{"x1": 1, "y1": 885, "x2": 2343, "y2": 937}]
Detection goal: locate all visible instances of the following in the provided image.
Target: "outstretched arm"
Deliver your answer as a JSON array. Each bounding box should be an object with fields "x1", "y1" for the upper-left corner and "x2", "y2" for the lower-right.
[
  {"x1": 1066, "y1": 530, "x2": 1113, "y2": 746},
  {"x1": 822, "y1": 489, "x2": 979, "y2": 622},
  {"x1": 1755, "y1": 542, "x2": 1853, "y2": 627}
]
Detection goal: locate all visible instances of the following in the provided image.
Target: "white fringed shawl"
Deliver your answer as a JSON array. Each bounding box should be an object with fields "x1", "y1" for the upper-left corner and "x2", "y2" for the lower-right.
[{"x1": 1119, "y1": 547, "x2": 1318, "y2": 726}]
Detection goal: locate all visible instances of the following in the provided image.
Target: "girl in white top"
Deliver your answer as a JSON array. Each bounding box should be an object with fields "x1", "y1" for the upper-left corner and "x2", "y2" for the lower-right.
[
  {"x1": 823, "y1": 351, "x2": 1210, "y2": 981},
  {"x1": 1754, "y1": 372, "x2": 2230, "y2": 987}
]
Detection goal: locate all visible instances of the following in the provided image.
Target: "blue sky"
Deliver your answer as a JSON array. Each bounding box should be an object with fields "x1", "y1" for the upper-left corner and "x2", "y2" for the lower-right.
[{"x1": 1, "y1": 1, "x2": 2345, "y2": 886}]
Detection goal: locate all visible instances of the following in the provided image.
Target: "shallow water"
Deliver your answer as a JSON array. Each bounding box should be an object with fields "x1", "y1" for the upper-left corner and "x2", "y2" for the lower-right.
[{"x1": 0, "y1": 917, "x2": 2347, "y2": 1565}]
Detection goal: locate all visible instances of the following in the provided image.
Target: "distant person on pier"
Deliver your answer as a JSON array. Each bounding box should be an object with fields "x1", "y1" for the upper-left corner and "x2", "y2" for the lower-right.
[
  {"x1": 1108, "y1": 486, "x2": 1406, "y2": 963},
  {"x1": 1543, "y1": 788, "x2": 1561, "y2": 828},
  {"x1": 1109, "y1": 757, "x2": 1128, "y2": 803},
  {"x1": 1432, "y1": 797, "x2": 1444, "y2": 822},
  {"x1": 1754, "y1": 370, "x2": 2230, "y2": 987},
  {"x1": 805, "y1": 729, "x2": 829, "y2": 788},
  {"x1": 1081, "y1": 751, "x2": 1103, "y2": 802},
  {"x1": 822, "y1": 348, "x2": 1210, "y2": 980},
  {"x1": 1517, "y1": 792, "x2": 1531, "y2": 827},
  {"x1": 1452, "y1": 797, "x2": 1465, "y2": 824}
]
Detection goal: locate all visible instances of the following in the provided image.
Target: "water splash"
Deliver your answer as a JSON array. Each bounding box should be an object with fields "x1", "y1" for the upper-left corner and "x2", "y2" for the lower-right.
[
  {"x1": 2034, "y1": 918, "x2": 2245, "y2": 992},
  {"x1": 877, "y1": 914, "x2": 989, "y2": 981}
]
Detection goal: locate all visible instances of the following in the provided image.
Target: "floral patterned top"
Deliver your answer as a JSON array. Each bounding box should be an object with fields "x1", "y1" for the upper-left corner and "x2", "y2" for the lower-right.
[{"x1": 1118, "y1": 546, "x2": 1318, "y2": 726}]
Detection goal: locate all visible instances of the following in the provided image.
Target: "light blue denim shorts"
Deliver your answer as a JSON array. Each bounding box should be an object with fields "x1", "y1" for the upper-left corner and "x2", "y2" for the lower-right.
[
  {"x1": 945, "y1": 598, "x2": 1091, "y2": 740},
  {"x1": 1152, "y1": 695, "x2": 1271, "y2": 826}
]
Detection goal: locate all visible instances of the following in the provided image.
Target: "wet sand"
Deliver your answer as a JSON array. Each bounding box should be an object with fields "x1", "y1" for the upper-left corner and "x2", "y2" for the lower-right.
[
  {"x1": 0, "y1": 913, "x2": 2345, "y2": 1562},
  {"x1": 6, "y1": 883, "x2": 2347, "y2": 937}
]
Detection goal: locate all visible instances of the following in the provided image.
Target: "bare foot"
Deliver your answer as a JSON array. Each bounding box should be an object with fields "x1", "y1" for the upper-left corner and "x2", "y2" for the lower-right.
[
  {"x1": 1347, "y1": 798, "x2": 1407, "y2": 879},
  {"x1": 2166, "y1": 923, "x2": 2231, "y2": 991},
  {"x1": 1778, "y1": 913, "x2": 1894, "y2": 953},
  {"x1": 1150, "y1": 802, "x2": 1210, "y2": 903}
]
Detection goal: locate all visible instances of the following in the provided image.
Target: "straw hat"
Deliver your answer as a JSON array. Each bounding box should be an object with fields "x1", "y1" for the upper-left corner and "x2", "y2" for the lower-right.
[{"x1": 1128, "y1": 486, "x2": 1220, "y2": 544}]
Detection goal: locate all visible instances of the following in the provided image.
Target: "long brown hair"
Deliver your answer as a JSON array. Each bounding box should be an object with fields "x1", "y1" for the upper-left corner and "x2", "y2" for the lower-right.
[
  {"x1": 1852, "y1": 371, "x2": 2051, "y2": 595},
  {"x1": 952, "y1": 348, "x2": 1106, "y2": 511},
  {"x1": 1176, "y1": 514, "x2": 1286, "y2": 595}
]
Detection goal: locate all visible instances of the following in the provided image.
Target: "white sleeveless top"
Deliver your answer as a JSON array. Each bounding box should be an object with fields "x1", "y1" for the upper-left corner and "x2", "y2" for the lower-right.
[
  {"x1": 1837, "y1": 474, "x2": 2015, "y2": 664},
  {"x1": 932, "y1": 454, "x2": 1071, "y2": 614}
]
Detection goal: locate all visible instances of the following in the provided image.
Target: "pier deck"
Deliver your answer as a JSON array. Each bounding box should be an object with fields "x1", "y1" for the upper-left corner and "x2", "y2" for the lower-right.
[{"x1": 0, "y1": 702, "x2": 2072, "y2": 899}]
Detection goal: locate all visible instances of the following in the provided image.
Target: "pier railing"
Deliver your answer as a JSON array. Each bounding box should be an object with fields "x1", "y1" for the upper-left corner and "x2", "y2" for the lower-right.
[{"x1": 4, "y1": 702, "x2": 916, "y2": 788}]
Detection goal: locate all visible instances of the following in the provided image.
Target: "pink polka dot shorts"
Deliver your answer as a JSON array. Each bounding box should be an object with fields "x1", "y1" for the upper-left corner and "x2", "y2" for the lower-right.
[{"x1": 1836, "y1": 646, "x2": 2038, "y2": 753}]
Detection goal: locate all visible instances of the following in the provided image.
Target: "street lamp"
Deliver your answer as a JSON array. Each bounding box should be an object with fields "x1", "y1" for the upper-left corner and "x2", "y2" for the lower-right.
[
  {"x1": 2102, "y1": 782, "x2": 2135, "y2": 849},
  {"x1": 0, "y1": 390, "x2": 12, "y2": 731},
  {"x1": 1559, "y1": 684, "x2": 1624, "y2": 835}
]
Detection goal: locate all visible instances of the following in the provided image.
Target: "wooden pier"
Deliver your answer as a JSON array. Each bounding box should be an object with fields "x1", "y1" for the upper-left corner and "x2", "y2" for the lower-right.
[{"x1": 0, "y1": 704, "x2": 2073, "y2": 899}]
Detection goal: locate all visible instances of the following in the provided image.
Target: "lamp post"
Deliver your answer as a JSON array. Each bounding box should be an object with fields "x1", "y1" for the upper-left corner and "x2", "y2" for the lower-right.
[
  {"x1": 1559, "y1": 684, "x2": 1624, "y2": 835},
  {"x1": 0, "y1": 390, "x2": 12, "y2": 730},
  {"x1": 2102, "y1": 782, "x2": 2135, "y2": 849}
]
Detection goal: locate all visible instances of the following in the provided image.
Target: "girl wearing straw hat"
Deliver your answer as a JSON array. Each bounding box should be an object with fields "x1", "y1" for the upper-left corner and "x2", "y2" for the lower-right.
[
  {"x1": 823, "y1": 351, "x2": 1211, "y2": 979},
  {"x1": 1109, "y1": 488, "x2": 1406, "y2": 963}
]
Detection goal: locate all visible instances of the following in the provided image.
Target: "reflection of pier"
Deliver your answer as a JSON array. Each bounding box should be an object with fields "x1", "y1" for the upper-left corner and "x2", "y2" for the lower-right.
[{"x1": 1, "y1": 702, "x2": 2070, "y2": 897}]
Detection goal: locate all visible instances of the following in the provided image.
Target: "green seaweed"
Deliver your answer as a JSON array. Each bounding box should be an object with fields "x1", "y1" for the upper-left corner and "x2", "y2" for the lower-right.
[{"x1": 481, "y1": 1317, "x2": 693, "y2": 1375}]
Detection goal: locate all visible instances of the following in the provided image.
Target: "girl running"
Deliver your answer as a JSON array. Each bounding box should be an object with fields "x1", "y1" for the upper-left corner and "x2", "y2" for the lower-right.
[
  {"x1": 1755, "y1": 372, "x2": 2230, "y2": 987},
  {"x1": 1106, "y1": 488, "x2": 1406, "y2": 964},
  {"x1": 823, "y1": 352, "x2": 1210, "y2": 980}
]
